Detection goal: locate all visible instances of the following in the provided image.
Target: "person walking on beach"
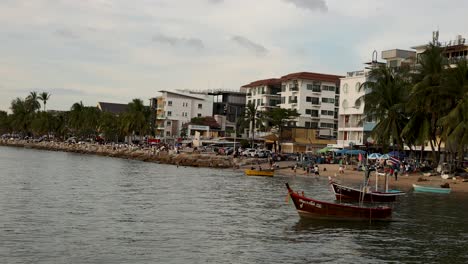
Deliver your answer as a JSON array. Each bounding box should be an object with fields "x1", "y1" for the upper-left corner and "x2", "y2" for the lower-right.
[
  {"x1": 338, "y1": 158, "x2": 344, "y2": 174},
  {"x1": 314, "y1": 164, "x2": 320, "y2": 177}
]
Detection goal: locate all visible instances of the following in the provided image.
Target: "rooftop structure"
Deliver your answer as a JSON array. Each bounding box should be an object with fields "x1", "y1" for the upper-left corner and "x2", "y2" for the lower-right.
[{"x1": 97, "y1": 102, "x2": 128, "y2": 115}]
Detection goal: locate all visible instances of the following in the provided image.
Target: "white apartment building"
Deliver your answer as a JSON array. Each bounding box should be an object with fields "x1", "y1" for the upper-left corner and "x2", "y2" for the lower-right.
[
  {"x1": 155, "y1": 90, "x2": 213, "y2": 137},
  {"x1": 241, "y1": 78, "x2": 282, "y2": 111},
  {"x1": 278, "y1": 72, "x2": 342, "y2": 138},
  {"x1": 337, "y1": 70, "x2": 372, "y2": 148},
  {"x1": 337, "y1": 49, "x2": 415, "y2": 149}
]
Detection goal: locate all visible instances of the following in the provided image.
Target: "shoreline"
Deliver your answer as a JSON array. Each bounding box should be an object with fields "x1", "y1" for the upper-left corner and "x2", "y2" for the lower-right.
[
  {"x1": 0, "y1": 139, "x2": 237, "y2": 168},
  {"x1": 239, "y1": 161, "x2": 468, "y2": 194},
  {"x1": 2, "y1": 139, "x2": 468, "y2": 193}
]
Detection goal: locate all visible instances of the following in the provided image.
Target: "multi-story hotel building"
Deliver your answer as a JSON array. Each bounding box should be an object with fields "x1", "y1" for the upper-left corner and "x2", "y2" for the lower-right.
[
  {"x1": 278, "y1": 72, "x2": 342, "y2": 139},
  {"x1": 154, "y1": 90, "x2": 213, "y2": 138}
]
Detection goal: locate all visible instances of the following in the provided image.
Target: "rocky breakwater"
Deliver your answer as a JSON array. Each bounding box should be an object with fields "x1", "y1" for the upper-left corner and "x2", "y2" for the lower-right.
[{"x1": 0, "y1": 139, "x2": 236, "y2": 169}]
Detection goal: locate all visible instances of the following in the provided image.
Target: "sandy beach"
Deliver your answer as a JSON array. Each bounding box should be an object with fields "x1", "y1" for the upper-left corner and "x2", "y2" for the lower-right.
[{"x1": 240, "y1": 160, "x2": 468, "y2": 193}]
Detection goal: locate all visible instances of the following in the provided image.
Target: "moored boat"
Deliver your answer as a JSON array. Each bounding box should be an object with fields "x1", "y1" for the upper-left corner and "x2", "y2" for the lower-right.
[
  {"x1": 330, "y1": 181, "x2": 405, "y2": 202},
  {"x1": 413, "y1": 184, "x2": 451, "y2": 194},
  {"x1": 245, "y1": 169, "x2": 274, "y2": 177},
  {"x1": 286, "y1": 183, "x2": 392, "y2": 221}
]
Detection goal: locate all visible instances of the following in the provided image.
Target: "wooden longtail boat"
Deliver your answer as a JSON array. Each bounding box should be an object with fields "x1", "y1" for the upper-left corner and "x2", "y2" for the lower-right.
[
  {"x1": 413, "y1": 184, "x2": 451, "y2": 194},
  {"x1": 330, "y1": 181, "x2": 405, "y2": 202},
  {"x1": 244, "y1": 169, "x2": 274, "y2": 177},
  {"x1": 286, "y1": 183, "x2": 392, "y2": 221}
]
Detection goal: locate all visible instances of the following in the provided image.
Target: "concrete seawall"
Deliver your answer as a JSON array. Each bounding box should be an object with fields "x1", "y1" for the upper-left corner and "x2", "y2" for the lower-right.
[{"x1": 0, "y1": 140, "x2": 236, "y2": 168}]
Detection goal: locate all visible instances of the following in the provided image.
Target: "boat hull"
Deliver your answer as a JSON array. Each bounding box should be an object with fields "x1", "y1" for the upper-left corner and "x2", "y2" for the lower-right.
[
  {"x1": 413, "y1": 184, "x2": 451, "y2": 194},
  {"x1": 286, "y1": 183, "x2": 392, "y2": 221},
  {"x1": 330, "y1": 182, "x2": 405, "y2": 203},
  {"x1": 245, "y1": 169, "x2": 274, "y2": 177}
]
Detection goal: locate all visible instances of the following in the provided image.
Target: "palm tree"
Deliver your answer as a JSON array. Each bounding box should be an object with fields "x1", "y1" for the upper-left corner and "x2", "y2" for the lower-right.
[
  {"x1": 0, "y1": 110, "x2": 10, "y2": 134},
  {"x1": 405, "y1": 43, "x2": 449, "y2": 165},
  {"x1": 358, "y1": 65, "x2": 410, "y2": 151},
  {"x1": 25, "y1": 91, "x2": 41, "y2": 113},
  {"x1": 439, "y1": 59, "x2": 468, "y2": 165},
  {"x1": 121, "y1": 99, "x2": 151, "y2": 143},
  {"x1": 38, "y1": 92, "x2": 51, "y2": 112},
  {"x1": 244, "y1": 102, "x2": 258, "y2": 148},
  {"x1": 262, "y1": 108, "x2": 300, "y2": 152}
]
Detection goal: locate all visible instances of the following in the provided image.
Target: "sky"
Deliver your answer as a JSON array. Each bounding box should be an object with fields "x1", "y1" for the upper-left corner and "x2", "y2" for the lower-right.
[{"x1": 1, "y1": 0, "x2": 468, "y2": 111}]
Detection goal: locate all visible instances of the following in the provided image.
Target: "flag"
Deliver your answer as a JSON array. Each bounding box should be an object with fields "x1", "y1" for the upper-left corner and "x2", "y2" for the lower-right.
[{"x1": 389, "y1": 156, "x2": 400, "y2": 167}]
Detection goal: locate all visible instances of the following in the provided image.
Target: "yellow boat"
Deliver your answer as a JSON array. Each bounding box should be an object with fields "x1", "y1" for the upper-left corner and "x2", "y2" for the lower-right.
[{"x1": 244, "y1": 169, "x2": 274, "y2": 177}]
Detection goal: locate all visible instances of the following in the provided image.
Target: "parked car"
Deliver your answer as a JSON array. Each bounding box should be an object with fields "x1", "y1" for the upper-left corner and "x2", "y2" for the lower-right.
[
  {"x1": 242, "y1": 148, "x2": 256, "y2": 157},
  {"x1": 255, "y1": 150, "x2": 271, "y2": 158}
]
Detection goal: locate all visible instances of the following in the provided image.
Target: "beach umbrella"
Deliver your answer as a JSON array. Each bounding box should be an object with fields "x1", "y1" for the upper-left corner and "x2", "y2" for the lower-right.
[
  {"x1": 317, "y1": 146, "x2": 331, "y2": 153},
  {"x1": 368, "y1": 153, "x2": 382, "y2": 160},
  {"x1": 379, "y1": 154, "x2": 390, "y2": 160},
  {"x1": 335, "y1": 149, "x2": 348, "y2": 155}
]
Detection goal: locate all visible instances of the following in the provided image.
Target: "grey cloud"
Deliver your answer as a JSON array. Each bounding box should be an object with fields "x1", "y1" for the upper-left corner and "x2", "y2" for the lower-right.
[
  {"x1": 208, "y1": 0, "x2": 223, "y2": 3},
  {"x1": 283, "y1": 0, "x2": 328, "y2": 12},
  {"x1": 54, "y1": 28, "x2": 79, "y2": 39},
  {"x1": 230, "y1": 35, "x2": 268, "y2": 56},
  {"x1": 152, "y1": 34, "x2": 204, "y2": 49}
]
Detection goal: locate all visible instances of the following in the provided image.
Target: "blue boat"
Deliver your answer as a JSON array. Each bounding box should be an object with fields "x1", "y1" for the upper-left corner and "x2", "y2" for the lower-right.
[{"x1": 412, "y1": 184, "x2": 451, "y2": 194}]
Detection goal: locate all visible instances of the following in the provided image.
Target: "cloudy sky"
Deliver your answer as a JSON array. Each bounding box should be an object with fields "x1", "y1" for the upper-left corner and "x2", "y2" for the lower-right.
[{"x1": 1, "y1": 0, "x2": 467, "y2": 111}]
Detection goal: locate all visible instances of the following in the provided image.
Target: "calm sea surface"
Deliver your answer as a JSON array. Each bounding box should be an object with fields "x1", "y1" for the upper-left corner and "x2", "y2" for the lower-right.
[{"x1": 1, "y1": 146, "x2": 467, "y2": 264}]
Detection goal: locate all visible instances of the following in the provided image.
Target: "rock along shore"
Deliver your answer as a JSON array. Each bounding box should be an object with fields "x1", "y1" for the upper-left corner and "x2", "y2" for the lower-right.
[{"x1": 0, "y1": 139, "x2": 239, "y2": 169}]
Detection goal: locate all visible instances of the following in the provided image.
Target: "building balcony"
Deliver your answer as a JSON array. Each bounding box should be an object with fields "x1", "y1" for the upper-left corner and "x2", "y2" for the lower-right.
[
  {"x1": 289, "y1": 100, "x2": 298, "y2": 104},
  {"x1": 289, "y1": 86, "x2": 299, "y2": 91}
]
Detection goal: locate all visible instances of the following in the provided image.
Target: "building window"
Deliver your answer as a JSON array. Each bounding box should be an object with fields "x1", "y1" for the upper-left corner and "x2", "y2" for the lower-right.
[
  {"x1": 197, "y1": 113, "x2": 202, "y2": 117},
  {"x1": 342, "y1": 99, "x2": 348, "y2": 109},
  {"x1": 322, "y1": 85, "x2": 335, "y2": 92},
  {"x1": 309, "y1": 97, "x2": 319, "y2": 105},
  {"x1": 305, "y1": 121, "x2": 311, "y2": 128},
  {"x1": 167, "y1": 111, "x2": 172, "y2": 116},
  {"x1": 320, "y1": 122, "x2": 334, "y2": 128},
  {"x1": 281, "y1": 97, "x2": 285, "y2": 104},
  {"x1": 355, "y1": 82, "x2": 361, "y2": 92},
  {"x1": 307, "y1": 84, "x2": 321, "y2": 92},
  {"x1": 321, "y1": 110, "x2": 334, "y2": 116},
  {"x1": 166, "y1": 131, "x2": 170, "y2": 136},
  {"x1": 322, "y1": 97, "x2": 335, "y2": 104},
  {"x1": 343, "y1": 83, "x2": 348, "y2": 93},
  {"x1": 289, "y1": 96, "x2": 297, "y2": 103},
  {"x1": 168, "y1": 101, "x2": 172, "y2": 106},
  {"x1": 306, "y1": 109, "x2": 318, "y2": 117},
  {"x1": 166, "y1": 121, "x2": 171, "y2": 126},
  {"x1": 198, "y1": 104, "x2": 202, "y2": 109},
  {"x1": 281, "y1": 84, "x2": 286, "y2": 92}
]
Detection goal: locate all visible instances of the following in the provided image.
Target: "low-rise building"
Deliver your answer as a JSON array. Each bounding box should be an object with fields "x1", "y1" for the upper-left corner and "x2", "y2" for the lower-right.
[{"x1": 154, "y1": 90, "x2": 213, "y2": 138}]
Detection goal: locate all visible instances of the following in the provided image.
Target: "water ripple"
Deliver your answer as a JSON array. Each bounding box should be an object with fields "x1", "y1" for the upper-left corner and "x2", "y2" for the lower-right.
[{"x1": 0, "y1": 146, "x2": 467, "y2": 263}]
